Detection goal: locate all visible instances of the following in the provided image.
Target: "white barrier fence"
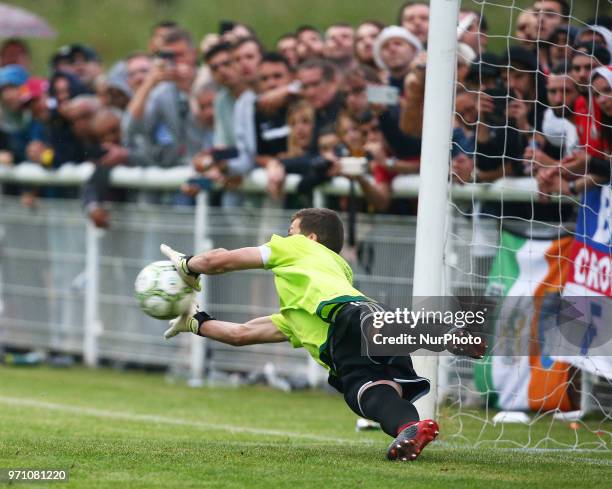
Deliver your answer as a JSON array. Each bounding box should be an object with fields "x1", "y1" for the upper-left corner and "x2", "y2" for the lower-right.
[{"x1": 0, "y1": 162, "x2": 544, "y2": 200}]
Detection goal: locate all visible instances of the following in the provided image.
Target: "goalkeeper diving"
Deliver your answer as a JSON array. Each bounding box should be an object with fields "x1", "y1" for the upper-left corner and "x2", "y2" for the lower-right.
[{"x1": 160, "y1": 208, "x2": 485, "y2": 461}]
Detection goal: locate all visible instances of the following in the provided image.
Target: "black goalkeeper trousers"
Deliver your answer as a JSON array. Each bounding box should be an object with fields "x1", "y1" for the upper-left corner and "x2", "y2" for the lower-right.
[{"x1": 325, "y1": 302, "x2": 430, "y2": 436}]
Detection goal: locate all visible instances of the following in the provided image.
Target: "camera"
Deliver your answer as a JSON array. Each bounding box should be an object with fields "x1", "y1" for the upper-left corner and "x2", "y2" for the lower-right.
[
  {"x1": 155, "y1": 50, "x2": 176, "y2": 65},
  {"x1": 339, "y1": 157, "x2": 368, "y2": 176},
  {"x1": 211, "y1": 147, "x2": 239, "y2": 162},
  {"x1": 366, "y1": 85, "x2": 399, "y2": 106},
  {"x1": 482, "y1": 86, "x2": 516, "y2": 127}
]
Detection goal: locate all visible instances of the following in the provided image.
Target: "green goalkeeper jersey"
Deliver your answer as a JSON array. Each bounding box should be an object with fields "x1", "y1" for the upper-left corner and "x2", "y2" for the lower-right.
[{"x1": 260, "y1": 234, "x2": 370, "y2": 369}]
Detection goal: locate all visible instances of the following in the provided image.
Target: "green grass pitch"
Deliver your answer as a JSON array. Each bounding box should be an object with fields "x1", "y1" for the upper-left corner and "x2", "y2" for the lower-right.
[{"x1": 1, "y1": 365, "x2": 611, "y2": 489}]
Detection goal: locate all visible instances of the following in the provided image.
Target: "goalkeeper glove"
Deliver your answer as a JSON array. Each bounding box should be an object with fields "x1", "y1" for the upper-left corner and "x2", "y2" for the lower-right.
[
  {"x1": 160, "y1": 243, "x2": 201, "y2": 291},
  {"x1": 164, "y1": 308, "x2": 216, "y2": 339}
]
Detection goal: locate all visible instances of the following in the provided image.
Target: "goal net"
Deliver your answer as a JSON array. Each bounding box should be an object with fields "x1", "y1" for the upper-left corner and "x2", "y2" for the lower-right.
[{"x1": 436, "y1": 0, "x2": 612, "y2": 449}]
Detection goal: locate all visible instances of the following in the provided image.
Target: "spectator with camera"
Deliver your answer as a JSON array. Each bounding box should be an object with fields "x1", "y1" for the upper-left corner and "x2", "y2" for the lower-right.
[
  {"x1": 501, "y1": 46, "x2": 549, "y2": 133},
  {"x1": 263, "y1": 100, "x2": 315, "y2": 200},
  {"x1": 400, "y1": 42, "x2": 475, "y2": 138},
  {"x1": 342, "y1": 64, "x2": 381, "y2": 121},
  {"x1": 537, "y1": 67, "x2": 611, "y2": 202},
  {"x1": 148, "y1": 21, "x2": 179, "y2": 55},
  {"x1": 254, "y1": 53, "x2": 295, "y2": 163},
  {"x1": 350, "y1": 111, "x2": 417, "y2": 213},
  {"x1": 190, "y1": 36, "x2": 264, "y2": 207},
  {"x1": 123, "y1": 28, "x2": 197, "y2": 169},
  {"x1": 201, "y1": 51, "x2": 292, "y2": 194},
  {"x1": 372, "y1": 26, "x2": 422, "y2": 162},
  {"x1": 469, "y1": 49, "x2": 575, "y2": 222},
  {"x1": 296, "y1": 58, "x2": 344, "y2": 154}
]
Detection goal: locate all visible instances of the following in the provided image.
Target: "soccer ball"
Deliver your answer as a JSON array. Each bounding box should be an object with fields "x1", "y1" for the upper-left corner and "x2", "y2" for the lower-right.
[{"x1": 134, "y1": 260, "x2": 195, "y2": 320}]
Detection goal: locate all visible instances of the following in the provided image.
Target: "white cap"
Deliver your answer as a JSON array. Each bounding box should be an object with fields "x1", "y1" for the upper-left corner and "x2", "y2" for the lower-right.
[
  {"x1": 457, "y1": 42, "x2": 477, "y2": 66},
  {"x1": 582, "y1": 25, "x2": 612, "y2": 60},
  {"x1": 373, "y1": 26, "x2": 423, "y2": 70},
  {"x1": 591, "y1": 66, "x2": 612, "y2": 88}
]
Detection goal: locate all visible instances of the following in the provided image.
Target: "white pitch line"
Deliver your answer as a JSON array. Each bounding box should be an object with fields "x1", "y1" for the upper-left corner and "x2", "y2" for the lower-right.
[
  {"x1": 2, "y1": 395, "x2": 611, "y2": 464},
  {"x1": 0, "y1": 395, "x2": 373, "y2": 445}
]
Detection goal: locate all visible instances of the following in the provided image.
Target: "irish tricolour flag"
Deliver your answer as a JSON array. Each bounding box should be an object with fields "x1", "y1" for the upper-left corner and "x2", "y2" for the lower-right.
[{"x1": 474, "y1": 230, "x2": 577, "y2": 412}]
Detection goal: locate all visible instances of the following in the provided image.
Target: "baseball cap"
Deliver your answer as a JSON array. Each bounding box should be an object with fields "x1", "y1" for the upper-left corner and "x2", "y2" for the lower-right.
[
  {"x1": 50, "y1": 43, "x2": 100, "y2": 70},
  {"x1": 373, "y1": 26, "x2": 423, "y2": 70},
  {"x1": 468, "y1": 52, "x2": 502, "y2": 81},
  {"x1": 501, "y1": 46, "x2": 539, "y2": 72},
  {"x1": 19, "y1": 77, "x2": 49, "y2": 103},
  {"x1": 0, "y1": 64, "x2": 29, "y2": 88},
  {"x1": 68, "y1": 44, "x2": 100, "y2": 62}
]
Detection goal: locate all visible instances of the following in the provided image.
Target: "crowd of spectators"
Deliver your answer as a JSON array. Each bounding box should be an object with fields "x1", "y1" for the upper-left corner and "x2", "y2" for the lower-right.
[{"x1": 0, "y1": 1, "x2": 610, "y2": 228}]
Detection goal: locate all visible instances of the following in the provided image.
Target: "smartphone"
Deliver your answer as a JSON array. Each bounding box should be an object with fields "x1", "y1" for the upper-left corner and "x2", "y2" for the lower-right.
[
  {"x1": 333, "y1": 144, "x2": 350, "y2": 158},
  {"x1": 366, "y1": 85, "x2": 399, "y2": 106},
  {"x1": 186, "y1": 176, "x2": 214, "y2": 191},
  {"x1": 87, "y1": 146, "x2": 109, "y2": 160},
  {"x1": 211, "y1": 147, "x2": 239, "y2": 162},
  {"x1": 287, "y1": 80, "x2": 302, "y2": 95},
  {"x1": 482, "y1": 87, "x2": 508, "y2": 127},
  {"x1": 156, "y1": 50, "x2": 175, "y2": 65},
  {"x1": 340, "y1": 157, "x2": 368, "y2": 177}
]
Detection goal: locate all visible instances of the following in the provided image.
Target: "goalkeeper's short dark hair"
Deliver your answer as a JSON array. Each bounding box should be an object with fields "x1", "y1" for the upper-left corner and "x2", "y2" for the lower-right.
[{"x1": 292, "y1": 208, "x2": 344, "y2": 254}]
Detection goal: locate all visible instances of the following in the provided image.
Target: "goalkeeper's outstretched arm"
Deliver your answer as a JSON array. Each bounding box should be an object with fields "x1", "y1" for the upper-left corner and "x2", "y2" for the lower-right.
[
  {"x1": 160, "y1": 244, "x2": 263, "y2": 290},
  {"x1": 164, "y1": 310, "x2": 288, "y2": 344},
  {"x1": 187, "y1": 247, "x2": 263, "y2": 275},
  {"x1": 198, "y1": 316, "x2": 288, "y2": 346}
]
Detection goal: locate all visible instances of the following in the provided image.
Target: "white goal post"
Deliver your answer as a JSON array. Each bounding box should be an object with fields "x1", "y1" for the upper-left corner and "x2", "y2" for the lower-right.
[{"x1": 411, "y1": 0, "x2": 461, "y2": 420}]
